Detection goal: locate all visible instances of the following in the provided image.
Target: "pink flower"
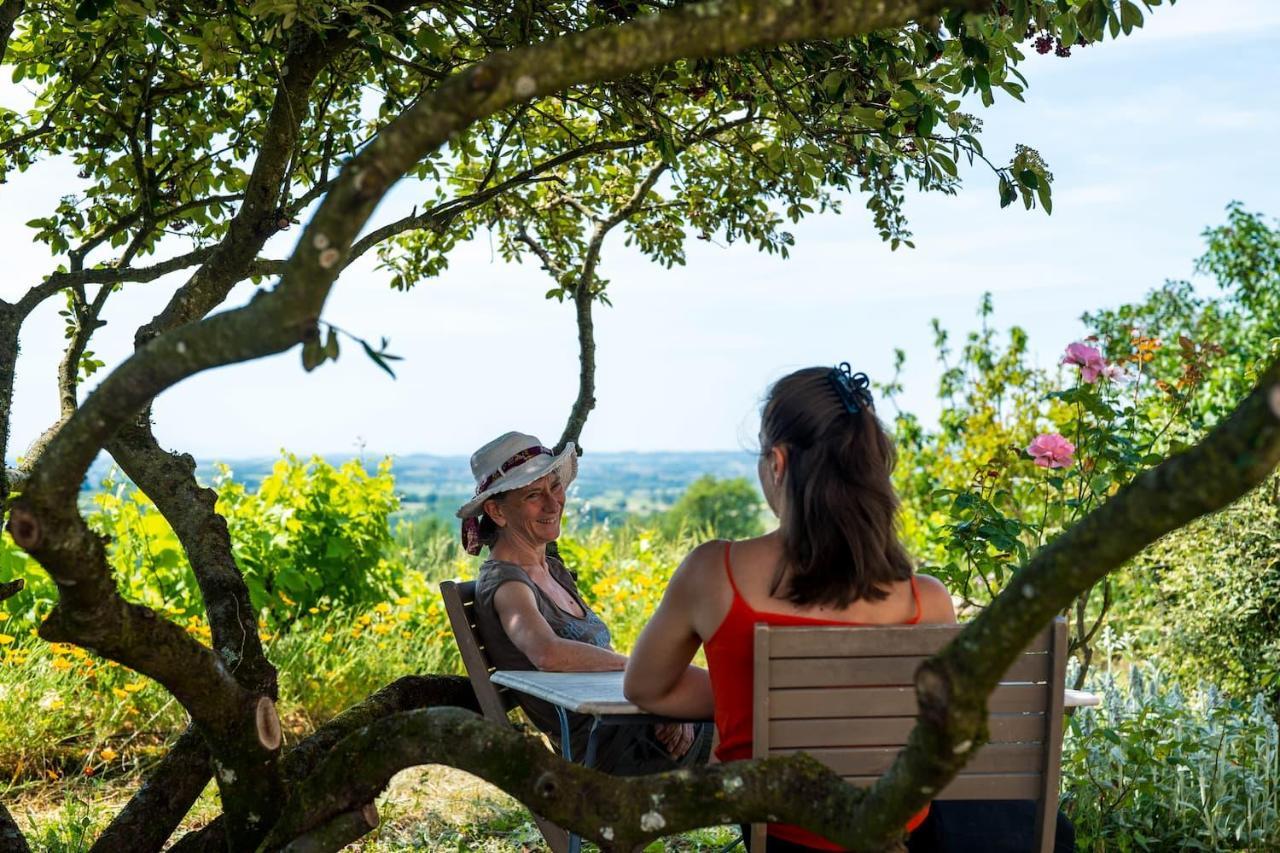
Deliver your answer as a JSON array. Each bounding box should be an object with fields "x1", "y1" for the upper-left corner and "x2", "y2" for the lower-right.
[
  {"x1": 1027, "y1": 433, "x2": 1076, "y2": 469},
  {"x1": 1098, "y1": 362, "x2": 1130, "y2": 384},
  {"x1": 1062, "y1": 341, "x2": 1107, "y2": 384}
]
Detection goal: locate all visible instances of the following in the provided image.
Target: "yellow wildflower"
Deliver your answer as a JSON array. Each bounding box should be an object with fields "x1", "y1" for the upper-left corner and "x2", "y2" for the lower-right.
[
  {"x1": 375, "y1": 602, "x2": 392, "y2": 615},
  {"x1": 51, "y1": 657, "x2": 73, "y2": 671},
  {"x1": 112, "y1": 688, "x2": 128, "y2": 700},
  {"x1": 279, "y1": 591, "x2": 296, "y2": 606},
  {"x1": 124, "y1": 680, "x2": 147, "y2": 693},
  {"x1": 0, "y1": 634, "x2": 13, "y2": 646},
  {"x1": 321, "y1": 632, "x2": 333, "y2": 643},
  {"x1": 0, "y1": 611, "x2": 9, "y2": 621},
  {"x1": 396, "y1": 597, "x2": 411, "y2": 606},
  {"x1": 308, "y1": 607, "x2": 319, "y2": 615},
  {"x1": 100, "y1": 747, "x2": 118, "y2": 762}
]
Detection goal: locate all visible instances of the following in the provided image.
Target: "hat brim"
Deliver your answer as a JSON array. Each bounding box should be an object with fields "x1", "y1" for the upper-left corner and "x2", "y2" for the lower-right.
[{"x1": 455, "y1": 443, "x2": 578, "y2": 519}]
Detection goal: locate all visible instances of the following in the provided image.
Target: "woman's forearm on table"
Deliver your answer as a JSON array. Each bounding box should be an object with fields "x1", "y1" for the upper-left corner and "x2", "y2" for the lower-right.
[
  {"x1": 532, "y1": 637, "x2": 627, "y2": 671},
  {"x1": 625, "y1": 664, "x2": 714, "y2": 718}
]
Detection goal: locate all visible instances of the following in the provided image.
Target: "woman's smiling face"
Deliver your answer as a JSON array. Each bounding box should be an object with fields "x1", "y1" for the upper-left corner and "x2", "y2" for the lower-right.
[{"x1": 487, "y1": 472, "x2": 567, "y2": 547}]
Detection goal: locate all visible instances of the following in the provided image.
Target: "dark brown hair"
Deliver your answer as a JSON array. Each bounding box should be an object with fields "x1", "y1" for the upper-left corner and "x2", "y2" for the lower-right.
[{"x1": 761, "y1": 366, "x2": 914, "y2": 607}]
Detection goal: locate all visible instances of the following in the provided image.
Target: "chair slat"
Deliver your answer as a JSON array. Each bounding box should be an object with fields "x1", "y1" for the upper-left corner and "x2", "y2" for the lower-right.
[
  {"x1": 767, "y1": 624, "x2": 1054, "y2": 658},
  {"x1": 843, "y1": 772, "x2": 1043, "y2": 801},
  {"x1": 768, "y1": 712, "x2": 1047, "y2": 749},
  {"x1": 768, "y1": 653, "x2": 1050, "y2": 688},
  {"x1": 774, "y1": 742, "x2": 1045, "y2": 776},
  {"x1": 769, "y1": 684, "x2": 1049, "y2": 718}
]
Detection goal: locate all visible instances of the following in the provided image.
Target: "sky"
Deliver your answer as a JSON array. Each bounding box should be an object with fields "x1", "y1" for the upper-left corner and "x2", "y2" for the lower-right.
[{"x1": 4, "y1": 1, "x2": 1280, "y2": 463}]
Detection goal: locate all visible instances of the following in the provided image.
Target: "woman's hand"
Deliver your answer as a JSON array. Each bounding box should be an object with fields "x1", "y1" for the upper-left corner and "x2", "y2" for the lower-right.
[{"x1": 654, "y1": 722, "x2": 696, "y2": 759}]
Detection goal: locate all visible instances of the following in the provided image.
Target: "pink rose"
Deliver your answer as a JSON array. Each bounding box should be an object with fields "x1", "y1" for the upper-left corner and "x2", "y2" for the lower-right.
[
  {"x1": 1027, "y1": 432, "x2": 1076, "y2": 469},
  {"x1": 1098, "y1": 362, "x2": 1130, "y2": 384},
  {"x1": 1062, "y1": 341, "x2": 1107, "y2": 384}
]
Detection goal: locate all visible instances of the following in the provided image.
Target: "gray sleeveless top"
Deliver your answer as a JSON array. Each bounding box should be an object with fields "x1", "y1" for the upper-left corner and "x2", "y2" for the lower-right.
[{"x1": 473, "y1": 554, "x2": 612, "y2": 752}]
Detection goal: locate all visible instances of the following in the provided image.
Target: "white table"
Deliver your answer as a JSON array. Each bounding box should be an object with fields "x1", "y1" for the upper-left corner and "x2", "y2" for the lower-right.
[{"x1": 493, "y1": 669, "x2": 1102, "y2": 715}]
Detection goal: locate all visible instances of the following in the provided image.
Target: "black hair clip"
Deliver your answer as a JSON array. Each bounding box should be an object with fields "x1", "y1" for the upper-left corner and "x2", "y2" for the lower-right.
[{"x1": 828, "y1": 362, "x2": 873, "y2": 415}]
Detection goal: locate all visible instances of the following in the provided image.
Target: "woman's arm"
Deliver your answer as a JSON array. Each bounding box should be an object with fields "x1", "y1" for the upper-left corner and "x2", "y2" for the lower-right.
[
  {"x1": 623, "y1": 543, "x2": 718, "y2": 719},
  {"x1": 493, "y1": 582, "x2": 628, "y2": 671}
]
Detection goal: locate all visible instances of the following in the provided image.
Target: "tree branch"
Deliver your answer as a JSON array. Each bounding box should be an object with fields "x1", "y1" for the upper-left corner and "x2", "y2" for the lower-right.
[
  {"x1": 169, "y1": 675, "x2": 478, "y2": 851},
  {"x1": 0, "y1": 800, "x2": 30, "y2": 853},
  {"x1": 264, "y1": 707, "x2": 862, "y2": 852},
  {"x1": 0, "y1": 305, "x2": 18, "y2": 514},
  {"x1": 105, "y1": 421, "x2": 278, "y2": 696},
  {"x1": 0, "y1": 0, "x2": 24, "y2": 69},
  {"x1": 88, "y1": 726, "x2": 212, "y2": 853},
  {"x1": 0, "y1": 578, "x2": 23, "y2": 603},
  {"x1": 558, "y1": 161, "x2": 668, "y2": 451}
]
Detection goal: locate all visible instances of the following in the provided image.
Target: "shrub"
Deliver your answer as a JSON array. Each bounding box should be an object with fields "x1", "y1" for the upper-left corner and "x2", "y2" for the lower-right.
[
  {"x1": 1111, "y1": 475, "x2": 1280, "y2": 710},
  {"x1": 0, "y1": 454, "x2": 404, "y2": 627},
  {"x1": 1064, "y1": 658, "x2": 1280, "y2": 851},
  {"x1": 215, "y1": 454, "x2": 403, "y2": 619},
  {"x1": 658, "y1": 475, "x2": 764, "y2": 541}
]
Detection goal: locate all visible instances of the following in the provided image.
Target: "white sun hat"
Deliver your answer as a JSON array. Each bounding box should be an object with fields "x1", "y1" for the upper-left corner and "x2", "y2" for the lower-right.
[{"x1": 455, "y1": 431, "x2": 578, "y2": 521}]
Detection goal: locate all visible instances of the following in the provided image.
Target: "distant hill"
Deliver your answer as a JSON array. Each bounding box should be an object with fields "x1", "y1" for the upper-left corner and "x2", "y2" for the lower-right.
[{"x1": 81, "y1": 449, "x2": 761, "y2": 522}]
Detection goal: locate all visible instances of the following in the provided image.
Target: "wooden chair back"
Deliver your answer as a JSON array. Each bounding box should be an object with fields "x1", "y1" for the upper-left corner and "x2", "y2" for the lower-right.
[
  {"x1": 440, "y1": 579, "x2": 569, "y2": 853},
  {"x1": 751, "y1": 617, "x2": 1068, "y2": 853},
  {"x1": 440, "y1": 579, "x2": 516, "y2": 724}
]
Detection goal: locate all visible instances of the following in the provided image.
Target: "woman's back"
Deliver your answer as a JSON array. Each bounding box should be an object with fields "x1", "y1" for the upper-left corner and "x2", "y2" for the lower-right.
[{"x1": 698, "y1": 537, "x2": 948, "y2": 850}]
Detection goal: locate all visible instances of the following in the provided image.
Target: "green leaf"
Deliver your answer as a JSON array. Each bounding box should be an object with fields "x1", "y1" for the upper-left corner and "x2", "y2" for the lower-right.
[
  {"x1": 301, "y1": 338, "x2": 323, "y2": 372},
  {"x1": 1120, "y1": 0, "x2": 1145, "y2": 33},
  {"x1": 1036, "y1": 180, "x2": 1053, "y2": 215},
  {"x1": 998, "y1": 175, "x2": 1017, "y2": 208},
  {"x1": 359, "y1": 338, "x2": 399, "y2": 379}
]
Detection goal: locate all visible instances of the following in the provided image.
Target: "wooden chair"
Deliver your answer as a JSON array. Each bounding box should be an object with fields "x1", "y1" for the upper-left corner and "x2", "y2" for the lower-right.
[
  {"x1": 752, "y1": 617, "x2": 1068, "y2": 852},
  {"x1": 440, "y1": 579, "x2": 571, "y2": 853}
]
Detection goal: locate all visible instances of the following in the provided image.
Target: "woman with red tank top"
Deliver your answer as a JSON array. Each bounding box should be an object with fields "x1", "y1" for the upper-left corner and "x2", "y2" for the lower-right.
[{"x1": 624, "y1": 364, "x2": 956, "y2": 852}]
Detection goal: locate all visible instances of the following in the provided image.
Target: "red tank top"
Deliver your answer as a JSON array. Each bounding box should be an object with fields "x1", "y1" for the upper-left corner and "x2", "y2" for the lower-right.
[{"x1": 704, "y1": 542, "x2": 929, "y2": 850}]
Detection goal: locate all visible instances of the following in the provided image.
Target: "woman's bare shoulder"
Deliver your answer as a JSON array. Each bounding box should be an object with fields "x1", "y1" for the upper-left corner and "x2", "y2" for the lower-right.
[
  {"x1": 671, "y1": 539, "x2": 729, "y2": 589},
  {"x1": 914, "y1": 573, "x2": 958, "y2": 623}
]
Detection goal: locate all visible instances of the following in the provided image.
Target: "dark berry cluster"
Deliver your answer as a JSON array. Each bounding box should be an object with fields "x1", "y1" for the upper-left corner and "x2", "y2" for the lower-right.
[{"x1": 1028, "y1": 30, "x2": 1085, "y2": 58}]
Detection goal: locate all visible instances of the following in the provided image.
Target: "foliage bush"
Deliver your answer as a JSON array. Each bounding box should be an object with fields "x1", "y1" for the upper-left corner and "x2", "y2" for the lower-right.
[
  {"x1": 1063, "y1": 655, "x2": 1280, "y2": 852},
  {"x1": 215, "y1": 454, "x2": 403, "y2": 618},
  {"x1": 656, "y1": 474, "x2": 765, "y2": 542},
  {"x1": 0, "y1": 454, "x2": 404, "y2": 626},
  {"x1": 1110, "y1": 476, "x2": 1280, "y2": 711}
]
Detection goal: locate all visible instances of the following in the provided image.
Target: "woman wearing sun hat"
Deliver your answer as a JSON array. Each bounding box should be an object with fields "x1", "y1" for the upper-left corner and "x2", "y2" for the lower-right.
[{"x1": 459, "y1": 430, "x2": 710, "y2": 775}]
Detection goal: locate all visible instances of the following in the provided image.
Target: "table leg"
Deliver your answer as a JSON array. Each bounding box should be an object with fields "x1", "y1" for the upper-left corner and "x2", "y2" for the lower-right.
[
  {"x1": 582, "y1": 717, "x2": 602, "y2": 769},
  {"x1": 557, "y1": 707, "x2": 574, "y2": 762},
  {"x1": 561, "y1": 715, "x2": 606, "y2": 853}
]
